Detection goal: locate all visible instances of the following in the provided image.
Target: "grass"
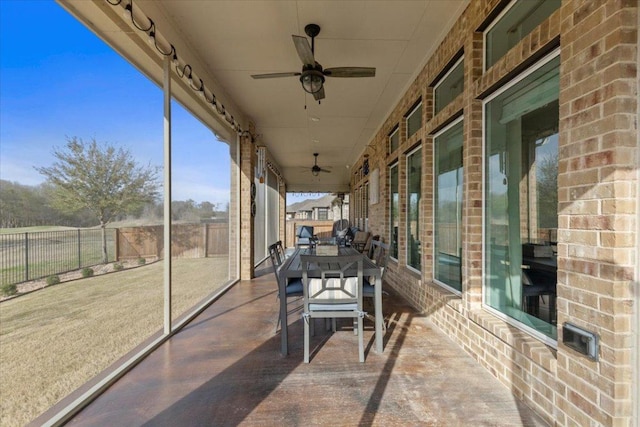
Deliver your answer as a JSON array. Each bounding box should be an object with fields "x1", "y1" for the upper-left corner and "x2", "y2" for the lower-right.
[
  {"x1": 0, "y1": 226, "x2": 78, "y2": 235},
  {"x1": 0, "y1": 257, "x2": 230, "y2": 427},
  {"x1": 0, "y1": 231, "x2": 115, "y2": 287}
]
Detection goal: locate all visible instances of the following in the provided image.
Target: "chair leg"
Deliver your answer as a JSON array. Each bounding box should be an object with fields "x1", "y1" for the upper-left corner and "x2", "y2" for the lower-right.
[
  {"x1": 357, "y1": 315, "x2": 364, "y2": 362},
  {"x1": 304, "y1": 315, "x2": 310, "y2": 363}
]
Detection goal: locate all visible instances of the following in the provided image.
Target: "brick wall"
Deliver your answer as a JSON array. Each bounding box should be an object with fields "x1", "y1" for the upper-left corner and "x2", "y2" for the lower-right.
[
  {"x1": 351, "y1": 0, "x2": 638, "y2": 425},
  {"x1": 556, "y1": 1, "x2": 638, "y2": 425}
]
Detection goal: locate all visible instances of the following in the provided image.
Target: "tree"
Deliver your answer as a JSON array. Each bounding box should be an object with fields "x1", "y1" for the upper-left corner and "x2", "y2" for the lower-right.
[
  {"x1": 35, "y1": 137, "x2": 161, "y2": 262},
  {"x1": 537, "y1": 153, "x2": 558, "y2": 229}
]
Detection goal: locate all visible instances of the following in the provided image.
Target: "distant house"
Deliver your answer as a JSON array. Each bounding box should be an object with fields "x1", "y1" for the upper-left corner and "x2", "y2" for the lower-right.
[{"x1": 286, "y1": 194, "x2": 349, "y2": 221}]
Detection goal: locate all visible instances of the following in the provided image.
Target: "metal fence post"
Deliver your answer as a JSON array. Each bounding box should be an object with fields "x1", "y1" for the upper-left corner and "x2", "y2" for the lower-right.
[
  {"x1": 114, "y1": 228, "x2": 119, "y2": 262},
  {"x1": 77, "y1": 229, "x2": 82, "y2": 269},
  {"x1": 24, "y1": 232, "x2": 29, "y2": 282}
]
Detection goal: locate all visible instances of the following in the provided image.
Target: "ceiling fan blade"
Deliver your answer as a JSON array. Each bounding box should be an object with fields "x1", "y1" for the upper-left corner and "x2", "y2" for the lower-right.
[
  {"x1": 324, "y1": 67, "x2": 376, "y2": 78},
  {"x1": 319, "y1": 168, "x2": 331, "y2": 173},
  {"x1": 313, "y1": 86, "x2": 325, "y2": 101},
  {"x1": 251, "y1": 72, "x2": 301, "y2": 79},
  {"x1": 292, "y1": 35, "x2": 315, "y2": 66}
]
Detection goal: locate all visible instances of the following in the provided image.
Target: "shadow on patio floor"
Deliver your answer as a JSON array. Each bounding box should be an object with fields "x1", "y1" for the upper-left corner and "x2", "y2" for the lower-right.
[{"x1": 65, "y1": 272, "x2": 548, "y2": 426}]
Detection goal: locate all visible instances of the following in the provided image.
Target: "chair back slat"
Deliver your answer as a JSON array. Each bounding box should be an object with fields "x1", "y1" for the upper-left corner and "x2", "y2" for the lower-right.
[
  {"x1": 301, "y1": 254, "x2": 363, "y2": 306},
  {"x1": 370, "y1": 240, "x2": 390, "y2": 280},
  {"x1": 268, "y1": 242, "x2": 283, "y2": 280}
]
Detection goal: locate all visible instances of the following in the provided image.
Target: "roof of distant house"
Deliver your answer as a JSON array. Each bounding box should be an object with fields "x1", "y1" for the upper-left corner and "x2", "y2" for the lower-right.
[{"x1": 286, "y1": 194, "x2": 337, "y2": 213}]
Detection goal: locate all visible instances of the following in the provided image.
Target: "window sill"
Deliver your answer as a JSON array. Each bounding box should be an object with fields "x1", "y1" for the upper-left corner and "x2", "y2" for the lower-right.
[
  {"x1": 469, "y1": 309, "x2": 557, "y2": 373},
  {"x1": 423, "y1": 281, "x2": 557, "y2": 374}
]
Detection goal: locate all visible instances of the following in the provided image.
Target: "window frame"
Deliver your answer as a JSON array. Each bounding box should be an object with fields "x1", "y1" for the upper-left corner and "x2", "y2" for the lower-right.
[
  {"x1": 481, "y1": 48, "x2": 560, "y2": 347},
  {"x1": 433, "y1": 116, "x2": 464, "y2": 294},
  {"x1": 389, "y1": 162, "x2": 399, "y2": 261},
  {"x1": 483, "y1": 0, "x2": 561, "y2": 71},
  {"x1": 405, "y1": 100, "x2": 423, "y2": 139},
  {"x1": 364, "y1": 181, "x2": 369, "y2": 231},
  {"x1": 406, "y1": 144, "x2": 422, "y2": 274},
  {"x1": 317, "y1": 207, "x2": 328, "y2": 221},
  {"x1": 433, "y1": 55, "x2": 464, "y2": 115},
  {"x1": 389, "y1": 126, "x2": 400, "y2": 154}
]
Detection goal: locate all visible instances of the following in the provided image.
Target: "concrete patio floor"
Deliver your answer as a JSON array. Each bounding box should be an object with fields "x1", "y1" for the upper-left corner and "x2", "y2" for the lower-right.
[{"x1": 64, "y1": 263, "x2": 549, "y2": 426}]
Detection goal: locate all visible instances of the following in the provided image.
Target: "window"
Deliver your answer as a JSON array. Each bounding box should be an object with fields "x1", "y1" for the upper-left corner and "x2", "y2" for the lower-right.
[
  {"x1": 389, "y1": 163, "x2": 399, "y2": 259},
  {"x1": 406, "y1": 101, "x2": 422, "y2": 138},
  {"x1": 253, "y1": 176, "x2": 266, "y2": 262},
  {"x1": 434, "y1": 56, "x2": 464, "y2": 115},
  {"x1": 485, "y1": 0, "x2": 561, "y2": 70},
  {"x1": 317, "y1": 207, "x2": 328, "y2": 220},
  {"x1": 266, "y1": 169, "x2": 280, "y2": 248},
  {"x1": 389, "y1": 127, "x2": 399, "y2": 153},
  {"x1": 364, "y1": 182, "x2": 369, "y2": 231},
  {"x1": 484, "y1": 52, "x2": 559, "y2": 341},
  {"x1": 434, "y1": 118, "x2": 463, "y2": 292},
  {"x1": 407, "y1": 146, "x2": 422, "y2": 271},
  {"x1": 354, "y1": 187, "x2": 361, "y2": 229}
]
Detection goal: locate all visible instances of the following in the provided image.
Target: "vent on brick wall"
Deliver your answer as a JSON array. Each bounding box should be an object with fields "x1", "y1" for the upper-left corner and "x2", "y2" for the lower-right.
[{"x1": 562, "y1": 323, "x2": 598, "y2": 361}]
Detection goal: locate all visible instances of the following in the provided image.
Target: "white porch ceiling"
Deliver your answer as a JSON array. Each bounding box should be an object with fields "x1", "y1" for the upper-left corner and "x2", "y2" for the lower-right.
[{"x1": 61, "y1": 0, "x2": 468, "y2": 193}]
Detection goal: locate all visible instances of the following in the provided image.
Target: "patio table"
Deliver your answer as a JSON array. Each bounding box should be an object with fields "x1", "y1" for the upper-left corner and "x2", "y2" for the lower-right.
[{"x1": 278, "y1": 246, "x2": 384, "y2": 355}]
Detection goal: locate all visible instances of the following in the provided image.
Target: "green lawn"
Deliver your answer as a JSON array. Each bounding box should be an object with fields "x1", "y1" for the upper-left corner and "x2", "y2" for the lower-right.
[{"x1": 0, "y1": 257, "x2": 230, "y2": 427}]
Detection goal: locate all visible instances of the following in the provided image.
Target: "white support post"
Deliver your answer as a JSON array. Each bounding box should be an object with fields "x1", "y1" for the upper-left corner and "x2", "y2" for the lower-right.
[{"x1": 163, "y1": 56, "x2": 172, "y2": 334}]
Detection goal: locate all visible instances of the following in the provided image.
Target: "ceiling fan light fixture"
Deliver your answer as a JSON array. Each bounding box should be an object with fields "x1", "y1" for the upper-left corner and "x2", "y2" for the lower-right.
[
  {"x1": 300, "y1": 69, "x2": 324, "y2": 94},
  {"x1": 312, "y1": 168, "x2": 320, "y2": 176}
]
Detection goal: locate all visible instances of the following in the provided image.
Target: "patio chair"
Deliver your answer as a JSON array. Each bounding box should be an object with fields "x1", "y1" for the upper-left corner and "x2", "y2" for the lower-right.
[
  {"x1": 351, "y1": 231, "x2": 370, "y2": 252},
  {"x1": 522, "y1": 268, "x2": 556, "y2": 324},
  {"x1": 332, "y1": 219, "x2": 349, "y2": 236},
  {"x1": 363, "y1": 239, "x2": 390, "y2": 294},
  {"x1": 335, "y1": 226, "x2": 353, "y2": 247},
  {"x1": 276, "y1": 240, "x2": 294, "y2": 260},
  {"x1": 364, "y1": 235, "x2": 380, "y2": 258},
  {"x1": 363, "y1": 239, "x2": 390, "y2": 330},
  {"x1": 295, "y1": 225, "x2": 315, "y2": 248},
  {"x1": 301, "y1": 254, "x2": 365, "y2": 363},
  {"x1": 331, "y1": 219, "x2": 350, "y2": 246},
  {"x1": 268, "y1": 242, "x2": 303, "y2": 334}
]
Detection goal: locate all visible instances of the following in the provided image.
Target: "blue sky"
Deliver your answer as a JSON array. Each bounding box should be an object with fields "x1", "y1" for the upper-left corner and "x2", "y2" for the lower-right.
[{"x1": 0, "y1": 0, "x2": 232, "y2": 206}]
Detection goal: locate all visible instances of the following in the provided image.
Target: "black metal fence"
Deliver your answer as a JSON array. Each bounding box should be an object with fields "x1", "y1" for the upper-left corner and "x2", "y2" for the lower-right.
[{"x1": 0, "y1": 229, "x2": 116, "y2": 287}]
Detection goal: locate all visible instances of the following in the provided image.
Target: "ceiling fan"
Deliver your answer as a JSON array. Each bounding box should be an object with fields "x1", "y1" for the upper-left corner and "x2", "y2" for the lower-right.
[
  {"x1": 308, "y1": 153, "x2": 331, "y2": 176},
  {"x1": 251, "y1": 23, "x2": 376, "y2": 101}
]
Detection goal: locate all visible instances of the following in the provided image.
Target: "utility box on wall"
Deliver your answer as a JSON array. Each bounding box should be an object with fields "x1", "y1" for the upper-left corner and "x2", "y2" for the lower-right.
[{"x1": 562, "y1": 323, "x2": 599, "y2": 361}]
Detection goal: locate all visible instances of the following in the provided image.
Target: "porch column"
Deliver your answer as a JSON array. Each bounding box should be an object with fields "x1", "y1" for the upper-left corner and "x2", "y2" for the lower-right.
[
  {"x1": 279, "y1": 179, "x2": 287, "y2": 246},
  {"x1": 462, "y1": 31, "x2": 484, "y2": 311},
  {"x1": 162, "y1": 55, "x2": 172, "y2": 333},
  {"x1": 239, "y1": 123, "x2": 256, "y2": 280}
]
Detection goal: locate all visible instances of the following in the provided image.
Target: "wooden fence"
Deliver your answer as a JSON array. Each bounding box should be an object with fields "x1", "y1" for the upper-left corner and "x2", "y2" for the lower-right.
[
  {"x1": 116, "y1": 223, "x2": 229, "y2": 260},
  {"x1": 118, "y1": 220, "x2": 354, "y2": 260},
  {"x1": 284, "y1": 220, "x2": 335, "y2": 248},
  {"x1": 1, "y1": 220, "x2": 359, "y2": 286}
]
